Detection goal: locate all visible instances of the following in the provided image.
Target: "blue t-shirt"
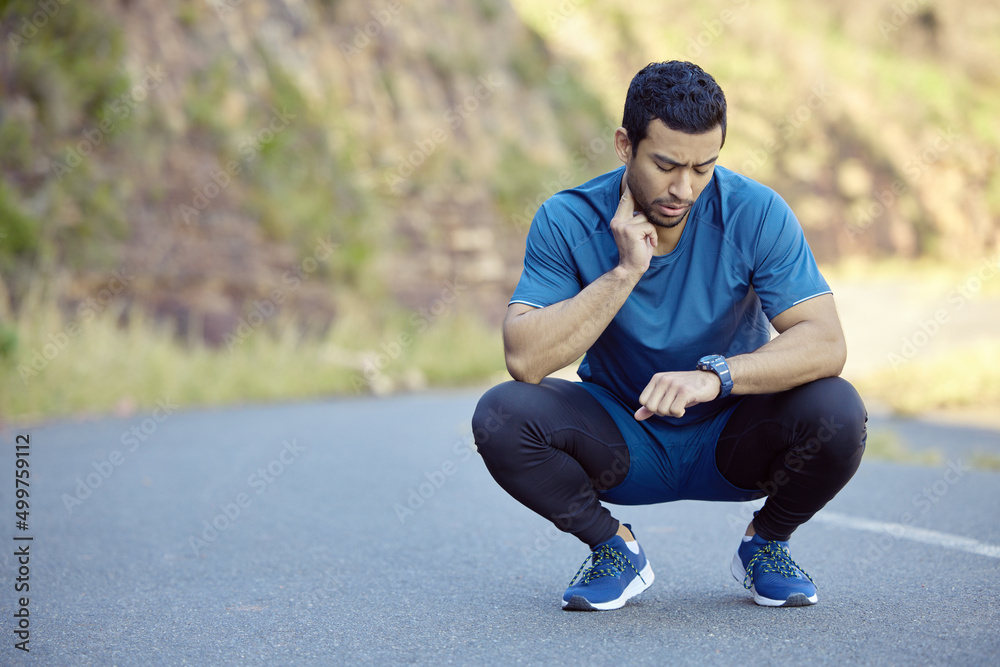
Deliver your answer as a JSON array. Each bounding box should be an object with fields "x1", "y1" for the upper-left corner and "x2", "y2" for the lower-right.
[{"x1": 510, "y1": 164, "x2": 831, "y2": 434}]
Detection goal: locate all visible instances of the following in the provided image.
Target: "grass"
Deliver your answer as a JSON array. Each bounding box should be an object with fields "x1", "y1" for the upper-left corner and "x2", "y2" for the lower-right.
[
  {"x1": 863, "y1": 429, "x2": 943, "y2": 467},
  {"x1": 855, "y1": 340, "x2": 1000, "y2": 416},
  {"x1": 863, "y1": 429, "x2": 1000, "y2": 472},
  {"x1": 827, "y1": 256, "x2": 1000, "y2": 418},
  {"x1": 821, "y1": 256, "x2": 1000, "y2": 299},
  {"x1": 971, "y1": 452, "x2": 1000, "y2": 472},
  {"x1": 0, "y1": 296, "x2": 506, "y2": 425},
  {"x1": 4, "y1": 256, "x2": 998, "y2": 432}
]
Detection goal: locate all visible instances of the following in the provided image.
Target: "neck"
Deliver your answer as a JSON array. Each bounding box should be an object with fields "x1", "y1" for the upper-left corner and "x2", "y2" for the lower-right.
[
  {"x1": 619, "y1": 170, "x2": 687, "y2": 256},
  {"x1": 652, "y1": 216, "x2": 687, "y2": 255}
]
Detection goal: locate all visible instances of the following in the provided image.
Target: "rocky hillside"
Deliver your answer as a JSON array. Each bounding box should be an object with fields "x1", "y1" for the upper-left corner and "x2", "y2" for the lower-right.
[
  {"x1": 1, "y1": 0, "x2": 997, "y2": 346},
  {"x1": 513, "y1": 0, "x2": 1000, "y2": 259}
]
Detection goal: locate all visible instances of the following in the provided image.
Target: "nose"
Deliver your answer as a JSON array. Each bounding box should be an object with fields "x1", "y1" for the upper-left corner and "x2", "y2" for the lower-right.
[{"x1": 667, "y1": 170, "x2": 693, "y2": 202}]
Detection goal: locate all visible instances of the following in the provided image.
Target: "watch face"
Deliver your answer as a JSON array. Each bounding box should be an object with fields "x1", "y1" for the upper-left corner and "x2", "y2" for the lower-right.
[
  {"x1": 697, "y1": 355, "x2": 732, "y2": 397},
  {"x1": 699, "y1": 355, "x2": 721, "y2": 369}
]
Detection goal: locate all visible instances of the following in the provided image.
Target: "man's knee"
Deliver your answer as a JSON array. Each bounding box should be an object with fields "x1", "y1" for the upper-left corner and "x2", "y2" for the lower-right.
[
  {"x1": 793, "y1": 377, "x2": 867, "y2": 464},
  {"x1": 471, "y1": 381, "x2": 525, "y2": 457}
]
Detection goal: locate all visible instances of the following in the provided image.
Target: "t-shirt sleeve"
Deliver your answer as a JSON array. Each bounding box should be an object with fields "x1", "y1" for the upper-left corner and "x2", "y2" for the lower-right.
[
  {"x1": 751, "y1": 195, "x2": 831, "y2": 320},
  {"x1": 509, "y1": 204, "x2": 583, "y2": 308}
]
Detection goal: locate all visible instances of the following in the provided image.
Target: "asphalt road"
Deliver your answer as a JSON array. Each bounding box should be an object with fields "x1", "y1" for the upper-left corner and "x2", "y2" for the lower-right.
[{"x1": 2, "y1": 390, "x2": 999, "y2": 665}]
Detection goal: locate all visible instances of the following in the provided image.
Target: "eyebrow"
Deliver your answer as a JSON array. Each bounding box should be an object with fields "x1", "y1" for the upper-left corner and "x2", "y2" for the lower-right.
[{"x1": 652, "y1": 153, "x2": 719, "y2": 168}]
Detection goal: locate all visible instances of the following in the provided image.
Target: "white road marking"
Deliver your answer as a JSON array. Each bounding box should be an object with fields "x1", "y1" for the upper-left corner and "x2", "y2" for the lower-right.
[{"x1": 814, "y1": 511, "x2": 1000, "y2": 559}]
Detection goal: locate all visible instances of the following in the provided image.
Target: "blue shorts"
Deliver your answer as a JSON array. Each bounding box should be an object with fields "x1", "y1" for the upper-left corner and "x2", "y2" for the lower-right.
[{"x1": 578, "y1": 381, "x2": 754, "y2": 505}]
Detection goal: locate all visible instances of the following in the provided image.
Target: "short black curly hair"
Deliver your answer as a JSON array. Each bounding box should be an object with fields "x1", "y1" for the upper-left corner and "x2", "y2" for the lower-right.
[{"x1": 622, "y1": 61, "x2": 727, "y2": 150}]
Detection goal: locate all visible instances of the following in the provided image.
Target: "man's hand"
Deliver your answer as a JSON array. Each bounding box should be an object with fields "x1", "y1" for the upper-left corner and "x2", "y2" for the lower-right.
[
  {"x1": 501, "y1": 185, "x2": 655, "y2": 384},
  {"x1": 610, "y1": 185, "x2": 656, "y2": 280},
  {"x1": 634, "y1": 371, "x2": 721, "y2": 420}
]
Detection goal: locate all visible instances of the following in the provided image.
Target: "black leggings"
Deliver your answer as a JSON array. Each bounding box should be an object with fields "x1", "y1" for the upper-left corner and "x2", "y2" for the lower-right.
[{"x1": 472, "y1": 377, "x2": 867, "y2": 548}]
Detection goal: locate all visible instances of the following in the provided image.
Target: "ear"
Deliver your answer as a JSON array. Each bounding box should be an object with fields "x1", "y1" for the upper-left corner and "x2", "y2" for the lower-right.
[{"x1": 614, "y1": 127, "x2": 632, "y2": 165}]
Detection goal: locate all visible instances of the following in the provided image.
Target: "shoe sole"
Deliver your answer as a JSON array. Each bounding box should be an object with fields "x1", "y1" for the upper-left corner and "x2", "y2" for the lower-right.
[
  {"x1": 730, "y1": 553, "x2": 818, "y2": 607},
  {"x1": 561, "y1": 561, "x2": 655, "y2": 611}
]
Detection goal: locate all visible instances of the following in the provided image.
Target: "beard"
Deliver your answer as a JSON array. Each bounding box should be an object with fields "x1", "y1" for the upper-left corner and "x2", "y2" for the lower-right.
[{"x1": 626, "y1": 170, "x2": 694, "y2": 229}]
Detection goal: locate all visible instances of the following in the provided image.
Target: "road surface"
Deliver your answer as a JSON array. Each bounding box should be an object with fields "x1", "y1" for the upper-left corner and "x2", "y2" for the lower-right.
[{"x1": 1, "y1": 390, "x2": 998, "y2": 665}]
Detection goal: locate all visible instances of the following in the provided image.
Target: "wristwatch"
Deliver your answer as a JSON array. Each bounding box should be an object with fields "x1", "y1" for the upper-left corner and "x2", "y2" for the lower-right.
[{"x1": 696, "y1": 355, "x2": 733, "y2": 399}]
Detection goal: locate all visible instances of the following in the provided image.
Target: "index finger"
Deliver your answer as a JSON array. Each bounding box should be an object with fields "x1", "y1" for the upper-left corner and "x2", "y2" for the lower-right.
[{"x1": 616, "y1": 184, "x2": 635, "y2": 217}]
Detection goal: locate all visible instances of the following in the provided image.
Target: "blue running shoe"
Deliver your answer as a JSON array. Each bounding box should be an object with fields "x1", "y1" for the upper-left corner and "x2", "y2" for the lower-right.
[
  {"x1": 731, "y1": 533, "x2": 818, "y2": 607},
  {"x1": 562, "y1": 524, "x2": 654, "y2": 611}
]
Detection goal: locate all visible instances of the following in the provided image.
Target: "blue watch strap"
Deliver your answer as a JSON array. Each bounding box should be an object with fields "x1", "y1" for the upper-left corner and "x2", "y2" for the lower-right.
[{"x1": 697, "y1": 355, "x2": 733, "y2": 399}]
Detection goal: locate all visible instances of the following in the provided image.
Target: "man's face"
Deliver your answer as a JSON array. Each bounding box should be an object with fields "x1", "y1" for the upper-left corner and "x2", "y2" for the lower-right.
[{"x1": 617, "y1": 120, "x2": 723, "y2": 229}]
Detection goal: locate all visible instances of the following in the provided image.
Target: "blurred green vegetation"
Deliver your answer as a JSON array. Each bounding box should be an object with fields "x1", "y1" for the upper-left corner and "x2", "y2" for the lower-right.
[
  {"x1": 856, "y1": 340, "x2": 1000, "y2": 415},
  {"x1": 0, "y1": 293, "x2": 504, "y2": 421},
  {"x1": 0, "y1": 0, "x2": 998, "y2": 421},
  {"x1": 863, "y1": 429, "x2": 943, "y2": 467},
  {"x1": 0, "y1": 0, "x2": 130, "y2": 281},
  {"x1": 513, "y1": 0, "x2": 1000, "y2": 257},
  {"x1": 863, "y1": 428, "x2": 1000, "y2": 472},
  {"x1": 823, "y1": 256, "x2": 1000, "y2": 298},
  {"x1": 971, "y1": 452, "x2": 1000, "y2": 472}
]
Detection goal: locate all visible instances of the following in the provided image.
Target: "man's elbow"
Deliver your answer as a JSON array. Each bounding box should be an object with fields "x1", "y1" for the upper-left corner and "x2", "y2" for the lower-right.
[
  {"x1": 502, "y1": 322, "x2": 544, "y2": 384},
  {"x1": 827, "y1": 334, "x2": 847, "y2": 377},
  {"x1": 505, "y1": 353, "x2": 543, "y2": 384}
]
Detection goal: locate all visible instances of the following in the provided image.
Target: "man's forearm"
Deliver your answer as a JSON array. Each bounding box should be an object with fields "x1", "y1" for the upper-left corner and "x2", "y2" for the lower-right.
[
  {"x1": 504, "y1": 266, "x2": 640, "y2": 383},
  {"x1": 727, "y1": 319, "x2": 846, "y2": 395}
]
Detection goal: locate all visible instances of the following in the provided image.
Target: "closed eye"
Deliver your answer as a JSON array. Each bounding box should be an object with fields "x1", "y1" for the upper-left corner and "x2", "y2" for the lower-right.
[
  {"x1": 651, "y1": 151, "x2": 719, "y2": 174},
  {"x1": 658, "y1": 164, "x2": 709, "y2": 176}
]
